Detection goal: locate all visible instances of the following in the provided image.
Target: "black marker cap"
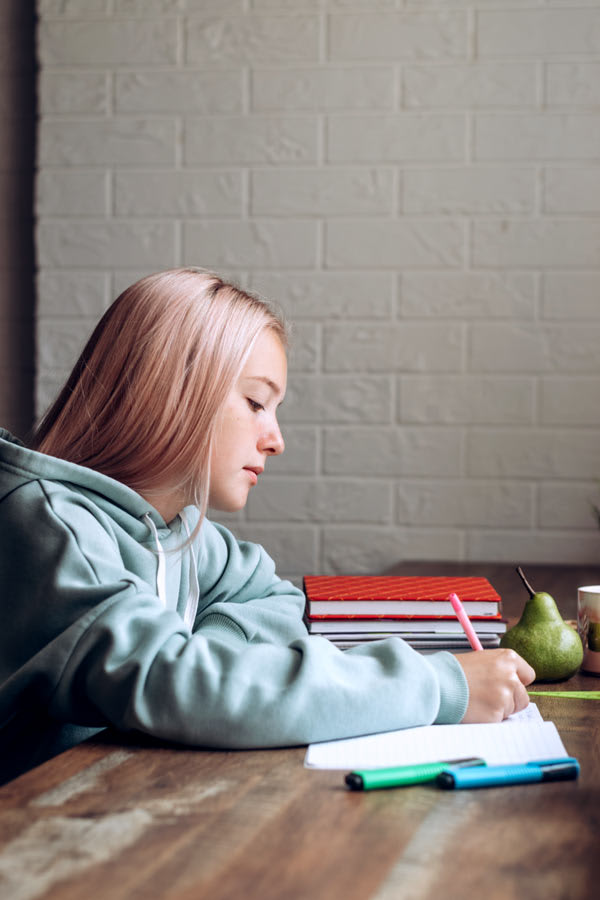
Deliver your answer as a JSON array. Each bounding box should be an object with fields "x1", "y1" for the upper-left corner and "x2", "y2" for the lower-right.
[{"x1": 345, "y1": 772, "x2": 364, "y2": 791}]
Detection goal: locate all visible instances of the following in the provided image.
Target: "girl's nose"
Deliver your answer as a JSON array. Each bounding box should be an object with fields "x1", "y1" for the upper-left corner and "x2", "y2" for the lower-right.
[{"x1": 260, "y1": 422, "x2": 284, "y2": 456}]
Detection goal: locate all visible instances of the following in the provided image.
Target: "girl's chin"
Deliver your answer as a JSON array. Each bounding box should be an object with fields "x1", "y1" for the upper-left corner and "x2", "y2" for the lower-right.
[{"x1": 208, "y1": 494, "x2": 249, "y2": 513}]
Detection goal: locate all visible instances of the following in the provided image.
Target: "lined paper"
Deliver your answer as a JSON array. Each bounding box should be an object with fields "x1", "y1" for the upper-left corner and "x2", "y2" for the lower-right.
[{"x1": 304, "y1": 705, "x2": 569, "y2": 770}]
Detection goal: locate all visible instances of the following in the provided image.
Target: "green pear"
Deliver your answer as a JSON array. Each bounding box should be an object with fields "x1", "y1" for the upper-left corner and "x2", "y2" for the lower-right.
[{"x1": 499, "y1": 566, "x2": 583, "y2": 682}]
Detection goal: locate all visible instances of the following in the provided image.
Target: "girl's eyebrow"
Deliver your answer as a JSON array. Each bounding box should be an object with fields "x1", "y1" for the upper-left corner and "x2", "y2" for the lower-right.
[{"x1": 244, "y1": 375, "x2": 284, "y2": 398}]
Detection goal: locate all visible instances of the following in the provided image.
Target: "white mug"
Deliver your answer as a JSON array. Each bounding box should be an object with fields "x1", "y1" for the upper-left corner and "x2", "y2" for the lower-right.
[{"x1": 577, "y1": 585, "x2": 600, "y2": 675}]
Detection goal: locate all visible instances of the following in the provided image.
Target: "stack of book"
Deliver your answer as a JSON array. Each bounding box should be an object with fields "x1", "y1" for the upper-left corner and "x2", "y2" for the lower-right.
[{"x1": 303, "y1": 575, "x2": 506, "y2": 652}]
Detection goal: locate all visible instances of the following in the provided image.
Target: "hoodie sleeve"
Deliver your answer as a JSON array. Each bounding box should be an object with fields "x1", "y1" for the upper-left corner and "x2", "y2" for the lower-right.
[
  {"x1": 191, "y1": 519, "x2": 310, "y2": 645},
  {"x1": 3, "y1": 488, "x2": 469, "y2": 750}
]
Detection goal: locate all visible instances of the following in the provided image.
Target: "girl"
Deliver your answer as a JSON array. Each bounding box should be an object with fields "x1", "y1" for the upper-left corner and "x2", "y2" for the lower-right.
[{"x1": 0, "y1": 268, "x2": 534, "y2": 783}]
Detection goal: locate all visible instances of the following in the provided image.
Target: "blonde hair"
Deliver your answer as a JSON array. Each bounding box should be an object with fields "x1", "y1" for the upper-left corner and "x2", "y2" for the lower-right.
[{"x1": 34, "y1": 268, "x2": 287, "y2": 520}]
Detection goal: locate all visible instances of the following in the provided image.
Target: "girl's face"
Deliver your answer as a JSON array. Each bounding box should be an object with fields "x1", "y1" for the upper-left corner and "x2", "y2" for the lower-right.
[{"x1": 208, "y1": 329, "x2": 287, "y2": 512}]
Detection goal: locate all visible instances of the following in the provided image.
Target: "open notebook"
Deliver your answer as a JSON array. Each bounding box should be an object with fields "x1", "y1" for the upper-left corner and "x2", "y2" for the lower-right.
[{"x1": 304, "y1": 705, "x2": 569, "y2": 769}]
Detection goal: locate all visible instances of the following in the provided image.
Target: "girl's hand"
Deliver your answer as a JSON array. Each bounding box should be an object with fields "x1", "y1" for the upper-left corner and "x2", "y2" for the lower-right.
[{"x1": 455, "y1": 648, "x2": 536, "y2": 723}]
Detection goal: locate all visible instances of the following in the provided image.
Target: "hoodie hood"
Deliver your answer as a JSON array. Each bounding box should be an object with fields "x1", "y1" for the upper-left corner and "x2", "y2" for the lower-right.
[{"x1": 0, "y1": 428, "x2": 169, "y2": 539}]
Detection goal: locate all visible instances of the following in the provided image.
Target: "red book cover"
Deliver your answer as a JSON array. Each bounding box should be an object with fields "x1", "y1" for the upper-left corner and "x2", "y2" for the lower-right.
[{"x1": 303, "y1": 575, "x2": 502, "y2": 620}]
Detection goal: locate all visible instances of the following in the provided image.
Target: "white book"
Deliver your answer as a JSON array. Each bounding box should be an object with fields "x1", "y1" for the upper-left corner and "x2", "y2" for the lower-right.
[
  {"x1": 330, "y1": 636, "x2": 501, "y2": 651},
  {"x1": 308, "y1": 618, "x2": 506, "y2": 634}
]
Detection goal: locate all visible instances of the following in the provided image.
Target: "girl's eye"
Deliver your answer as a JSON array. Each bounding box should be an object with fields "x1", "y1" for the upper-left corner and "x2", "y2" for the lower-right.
[{"x1": 247, "y1": 398, "x2": 264, "y2": 412}]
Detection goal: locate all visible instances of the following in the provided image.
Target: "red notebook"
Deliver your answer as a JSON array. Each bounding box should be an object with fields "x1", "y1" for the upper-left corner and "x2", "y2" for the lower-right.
[{"x1": 303, "y1": 575, "x2": 502, "y2": 620}]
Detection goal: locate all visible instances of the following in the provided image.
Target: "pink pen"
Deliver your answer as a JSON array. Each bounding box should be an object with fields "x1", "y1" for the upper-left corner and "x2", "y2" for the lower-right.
[{"x1": 448, "y1": 592, "x2": 484, "y2": 652}]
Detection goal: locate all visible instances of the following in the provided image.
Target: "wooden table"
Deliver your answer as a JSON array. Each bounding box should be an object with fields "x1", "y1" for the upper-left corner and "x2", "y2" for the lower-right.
[{"x1": 0, "y1": 564, "x2": 598, "y2": 900}]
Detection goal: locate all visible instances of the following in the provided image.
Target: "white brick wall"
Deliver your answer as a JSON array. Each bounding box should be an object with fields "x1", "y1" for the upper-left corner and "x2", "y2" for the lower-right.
[{"x1": 35, "y1": 1, "x2": 600, "y2": 579}]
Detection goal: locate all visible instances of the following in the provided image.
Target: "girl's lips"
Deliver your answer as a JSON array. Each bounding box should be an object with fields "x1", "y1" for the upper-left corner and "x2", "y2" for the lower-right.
[{"x1": 243, "y1": 467, "x2": 261, "y2": 485}]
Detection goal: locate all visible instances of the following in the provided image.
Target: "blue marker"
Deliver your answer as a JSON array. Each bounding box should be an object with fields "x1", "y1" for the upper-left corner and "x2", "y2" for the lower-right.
[{"x1": 437, "y1": 757, "x2": 579, "y2": 790}]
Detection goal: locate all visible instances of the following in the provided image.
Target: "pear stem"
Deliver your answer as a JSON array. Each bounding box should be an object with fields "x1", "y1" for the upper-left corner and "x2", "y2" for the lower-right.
[{"x1": 516, "y1": 566, "x2": 535, "y2": 599}]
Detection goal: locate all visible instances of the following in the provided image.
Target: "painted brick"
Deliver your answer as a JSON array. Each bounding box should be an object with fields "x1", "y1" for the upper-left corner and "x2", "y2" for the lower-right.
[
  {"x1": 39, "y1": 118, "x2": 176, "y2": 166},
  {"x1": 252, "y1": 66, "x2": 394, "y2": 111},
  {"x1": 37, "y1": 222, "x2": 177, "y2": 268},
  {"x1": 231, "y1": 524, "x2": 317, "y2": 575},
  {"x1": 404, "y1": 62, "x2": 537, "y2": 108},
  {"x1": 544, "y1": 168, "x2": 600, "y2": 214},
  {"x1": 39, "y1": 20, "x2": 178, "y2": 65},
  {"x1": 467, "y1": 531, "x2": 600, "y2": 565},
  {"x1": 30, "y1": 0, "x2": 600, "y2": 568},
  {"x1": 36, "y1": 375, "x2": 70, "y2": 419},
  {"x1": 399, "y1": 375, "x2": 533, "y2": 425},
  {"x1": 327, "y1": 114, "x2": 465, "y2": 163},
  {"x1": 265, "y1": 426, "x2": 318, "y2": 476},
  {"x1": 324, "y1": 427, "x2": 461, "y2": 477},
  {"x1": 252, "y1": 0, "x2": 398, "y2": 11},
  {"x1": 115, "y1": 70, "x2": 242, "y2": 114},
  {"x1": 472, "y1": 221, "x2": 600, "y2": 268},
  {"x1": 254, "y1": 0, "x2": 396, "y2": 8},
  {"x1": 207, "y1": 507, "x2": 244, "y2": 530},
  {"x1": 280, "y1": 376, "x2": 392, "y2": 425},
  {"x1": 36, "y1": 270, "x2": 109, "y2": 317},
  {"x1": 475, "y1": 114, "x2": 600, "y2": 161},
  {"x1": 251, "y1": 168, "x2": 394, "y2": 216},
  {"x1": 326, "y1": 220, "x2": 464, "y2": 269},
  {"x1": 538, "y1": 483, "x2": 600, "y2": 530},
  {"x1": 111, "y1": 270, "x2": 150, "y2": 297},
  {"x1": 467, "y1": 429, "x2": 600, "y2": 480},
  {"x1": 478, "y1": 9, "x2": 600, "y2": 58},
  {"x1": 185, "y1": 116, "x2": 317, "y2": 165},
  {"x1": 247, "y1": 478, "x2": 392, "y2": 523},
  {"x1": 183, "y1": 221, "x2": 317, "y2": 269},
  {"x1": 186, "y1": 0, "x2": 242, "y2": 10},
  {"x1": 287, "y1": 322, "x2": 318, "y2": 373},
  {"x1": 323, "y1": 527, "x2": 462, "y2": 575},
  {"x1": 542, "y1": 274, "x2": 600, "y2": 320},
  {"x1": 39, "y1": 71, "x2": 108, "y2": 115},
  {"x1": 396, "y1": 480, "x2": 533, "y2": 528},
  {"x1": 329, "y1": 12, "x2": 467, "y2": 61},
  {"x1": 114, "y1": 0, "x2": 189, "y2": 13},
  {"x1": 36, "y1": 315, "x2": 95, "y2": 372},
  {"x1": 546, "y1": 63, "x2": 600, "y2": 107},
  {"x1": 540, "y1": 378, "x2": 600, "y2": 426},
  {"x1": 248, "y1": 272, "x2": 393, "y2": 319},
  {"x1": 39, "y1": 0, "x2": 108, "y2": 14},
  {"x1": 185, "y1": 15, "x2": 319, "y2": 65},
  {"x1": 324, "y1": 322, "x2": 462, "y2": 373},
  {"x1": 114, "y1": 170, "x2": 242, "y2": 217},
  {"x1": 36, "y1": 169, "x2": 107, "y2": 216},
  {"x1": 404, "y1": 167, "x2": 534, "y2": 215},
  {"x1": 401, "y1": 272, "x2": 535, "y2": 319},
  {"x1": 470, "y1": 323, "x2": 600, "y2": 374}
]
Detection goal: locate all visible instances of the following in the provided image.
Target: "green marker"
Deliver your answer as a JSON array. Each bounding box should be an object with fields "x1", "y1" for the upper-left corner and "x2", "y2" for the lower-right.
[{"x1": 344, "y1": 757, "x2": 486, "y2": 791}]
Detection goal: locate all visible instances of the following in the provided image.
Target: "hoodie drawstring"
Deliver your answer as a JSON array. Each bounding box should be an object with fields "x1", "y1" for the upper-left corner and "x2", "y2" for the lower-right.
[
  {"x1": 143, "y1": 512, "x2": 199, "y2": 631},
  {"x1": 144, "y1": 513, "x2": 167, "y2": 608},
  {"x1": 180, "y1": 511, "x2": 200, "y2": 631}
]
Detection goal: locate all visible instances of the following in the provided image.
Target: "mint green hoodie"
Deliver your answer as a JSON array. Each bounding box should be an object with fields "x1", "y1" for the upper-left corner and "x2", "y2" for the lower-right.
[{"x1": 0, "y1": 429, "x2": 468, "y2": 781}]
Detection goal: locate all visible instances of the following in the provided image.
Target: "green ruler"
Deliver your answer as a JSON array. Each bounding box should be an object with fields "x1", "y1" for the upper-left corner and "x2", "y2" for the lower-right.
[{"x1": 527, "y1": 691, "x2": 600, "y2": 699}]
